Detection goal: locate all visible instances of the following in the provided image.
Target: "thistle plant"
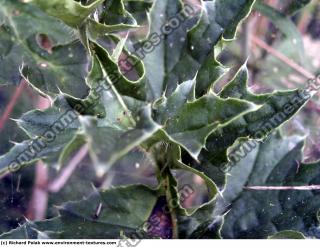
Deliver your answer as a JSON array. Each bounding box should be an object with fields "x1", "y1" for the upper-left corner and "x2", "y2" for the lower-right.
[{"x1": 0, "y1": 0, "x2": 318, "y2": 239}]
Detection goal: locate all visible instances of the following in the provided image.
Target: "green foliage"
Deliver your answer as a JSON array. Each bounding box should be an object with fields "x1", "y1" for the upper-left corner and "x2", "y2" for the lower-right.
[
  {"x1": 254, "y1": 1, "x2": 306, "y2": 63},
  {"x1": 0, "y1": 0, "x2": 317, "y2": 239},
  {"x1": 286, "y1": 0, "x2": 312, "y2": 15},
  {"x1": 1, "y1": 185, "x2": 158, "y2": 239},
  {"x1": 268, "y1": 230, "x2": 306, "y2": 239},
  {"x1": 220, "y1": 133, "x2": 320, "y2": 238}
]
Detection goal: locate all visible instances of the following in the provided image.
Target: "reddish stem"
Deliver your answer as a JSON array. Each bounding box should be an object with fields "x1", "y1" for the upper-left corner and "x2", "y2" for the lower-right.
[
  {"x1": 0, "y1": 80, "x2": 26, "y2": 131},
  {"x1": 48, "y1": 145, "x2": 89, "y2": 193},
  {"x1": 26, "y1": 161, "x2": 49, "y2": 220},
  {"x1": 251, "y1": 36, "x2": 315, "y2": 79},
  {"x1": 26, "y1": 96, "x2": 50, "y2": 220}
]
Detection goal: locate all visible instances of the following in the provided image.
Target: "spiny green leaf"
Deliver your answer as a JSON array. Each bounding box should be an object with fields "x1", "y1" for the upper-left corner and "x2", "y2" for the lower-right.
[
  {"x1": 65, "y1": 55, "x2": 129, "y2": 119},
  {"x1": 21, "y1": 39, "x2": 90, "y2": 98},
  {"x1": 146, "y1": 142, "x2": 221, "y2": 238},
  {"x1": 0, "y1": 0, "x2": 314, "y2": 240},
  {"x1": 159, "y1": 144, "x2": 222, "y2": 239},
  {"x1": 81, "y1": 105, "x2": 160, "y2": 175},
  {"x1": 154, "y1": 79, "x2": 259, "y2": 159},
  {"x1": 93, "y1": 35, "x2": 147, "y2": 100},
  {"x1": 101, "y1": 0, "x2": 137, "y2": 26},
  {"x1": 0, "y1": 0, "x2": 88, "y2": 92},
  {"x1": 0, "y1": 0, "x2": 90, "y2": 97},
  {"x1": 201, "y1": 65, "x2": 310, "y2": 178},
  {"x1": 141, "y1": 0, "x2": 192, "y2": 100},
  {"x1": 142, "y1": 0, "x2": 255, "y2": 100},
  {"x1": 30, "y1": 0, "x2": 104, "y2": 28},
  {"x1": 160, "y1": 143, "x2": 218, "y2": 216},
  {"x1": 18, "y1": 101, "x2": 80, "y2": 138},
  {"x1": 0, "y1": 185, "x2": 159, "y2": 239},
  {"x1": 0, "y1": 0, "x2": 75, "y2": 46},
  {"x1": 2, "y1": 57, "x2": 158, "y2": 175},
  {"x1": 124, "y1": 0, "x2": 153, "y2": 25},
  {"x1": 0, "y1": 221, "x2": 49, "y2": 239},
  {"x1": 220, "y1": 133, "x2": 320, "y2": 238},
  {"x1": 164, "y1": 0, "x2": 256, "y2": 97},
  {"x1": 153, "y1": 79, "x2": 195, "y2": 124},
  {"x1": 85, "y1": 0, "x2": 139, "y2": 37},
  {"x1": 188, "y1": 0, "x2": 256, "y2": 97},
  {"x1": 0, "y1": 97, "x2": 80, "y2": 175},
  {"x1": 66, "y1": 58, "x2": 159, "y2": 174},
  {"x1": 30, "y1": 0, "x2": 138, "y2": 37},
  {"x1": 173, "y1": 151, "x2": 222, "y2": 239}
]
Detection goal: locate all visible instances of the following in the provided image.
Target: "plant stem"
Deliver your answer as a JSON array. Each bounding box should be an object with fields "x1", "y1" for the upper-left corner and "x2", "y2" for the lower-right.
[
  {"x1": 48, "y1": 145, "x2": 88, "y2": 193},
  {"x1": 0, "y1": 80, "x2": 26, "y2": 131},
  {"x1": 165, "y1": 176, "x2": 179, "y2": 239},
  {"x1": 245, "y1": 185, "x2": 320, "y2": 190},
  {"x1": 153, "y1": 143, "x2": 179, "y2": 239},
  {"x1": 251, "y1": 36, "x2": 315, "y2": 79},
  {"x1": 26, "y1": 161, "x2": 48, "y2": 220},
  {"x1": 26, "y1": 96, "x2": 51, "y2": 220},
  {"x1": 241, "y1": 20, "x2": 251, "y2": 62}
]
